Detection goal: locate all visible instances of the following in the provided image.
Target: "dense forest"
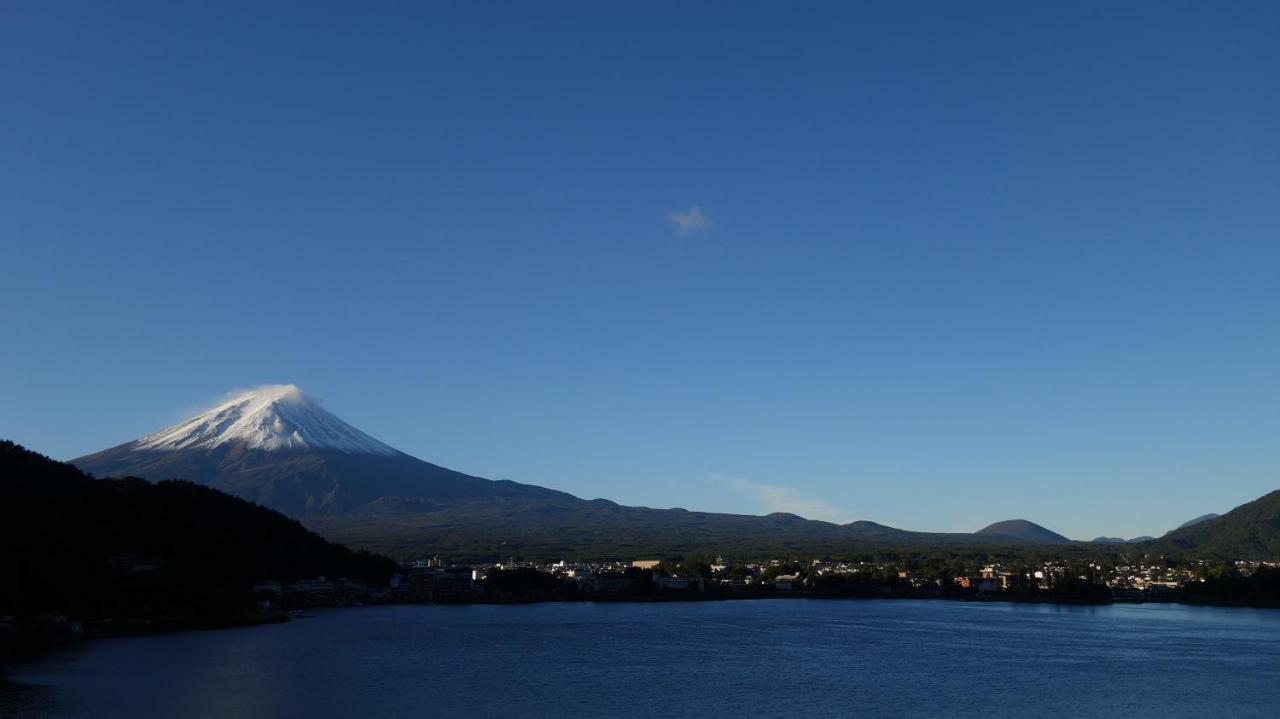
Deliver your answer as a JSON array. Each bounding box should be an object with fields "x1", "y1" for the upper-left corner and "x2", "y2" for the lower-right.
[
  {"x1": 1178, "y1": 566, "x2": 1280, "y2": 606},
  {"x1": 1142, "y1": 490, "x2": 1280, "y2": 559},
  {"x1": 1, "y1": 440, "x2": 397, "y2": 623}
]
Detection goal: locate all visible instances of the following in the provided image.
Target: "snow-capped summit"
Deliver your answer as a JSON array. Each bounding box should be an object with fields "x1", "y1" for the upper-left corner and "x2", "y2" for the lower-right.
[
  {"x1": 132, "y1": 384, "x2": 401, "y2": 456},
  {"x1": 72, "y1": 384, "x2": 559, "y2": 517}
]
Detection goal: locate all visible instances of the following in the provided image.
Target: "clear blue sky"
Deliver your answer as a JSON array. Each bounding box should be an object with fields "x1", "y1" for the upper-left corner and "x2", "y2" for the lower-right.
[{"x1": 3, "y1": 2, "x2": 1278, "y2": 540}]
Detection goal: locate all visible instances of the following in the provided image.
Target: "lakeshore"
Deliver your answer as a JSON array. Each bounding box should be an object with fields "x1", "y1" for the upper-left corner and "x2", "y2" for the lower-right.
[{"x1": 7, "y1": 574, "x2": 1277, "y2": 667}]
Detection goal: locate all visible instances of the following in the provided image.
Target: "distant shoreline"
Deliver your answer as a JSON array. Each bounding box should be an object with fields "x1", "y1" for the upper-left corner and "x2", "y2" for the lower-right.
[{"x1": 449, "y1": 591, "x2": 1280, "y2": 610}]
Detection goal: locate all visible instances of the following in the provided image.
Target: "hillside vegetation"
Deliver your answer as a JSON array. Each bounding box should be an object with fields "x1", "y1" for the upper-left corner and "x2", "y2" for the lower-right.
[
  {"x1": 1, "y1": 440, "x2": 396, "y2": 620},
  {"x1": 1143, "y1": 490, "x2": 1280, "y2": 559}
]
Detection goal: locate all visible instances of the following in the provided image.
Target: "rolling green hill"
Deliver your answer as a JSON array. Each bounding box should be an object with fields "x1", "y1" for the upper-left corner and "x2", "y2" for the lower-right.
[
  {"x1": 1142, "y1": 490, "x2": 1280, "y2": 559},
  {"x1": 975, "y1": 520, "x2": 1071, "y2": 544}
]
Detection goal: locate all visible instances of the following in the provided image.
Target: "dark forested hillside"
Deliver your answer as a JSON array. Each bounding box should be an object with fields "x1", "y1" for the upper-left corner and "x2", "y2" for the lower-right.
[
  {"x1": 1143, "y1": 490, "x2": 1280, "y2": 559},
  {"x1": 0, "y1": 440, "x2": 396, "y2": 620}
]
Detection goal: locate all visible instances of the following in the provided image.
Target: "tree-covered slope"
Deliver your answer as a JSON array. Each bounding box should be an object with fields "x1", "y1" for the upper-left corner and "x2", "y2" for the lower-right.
[
  {"x1": 975, "y1": 520, "x2": 1071, "y2": 544},
  {"x1": 305, "y1": 500, "x2": 1075, "y2": 562},
  {"x1": 1, "y1": 440, "x2": 396, "y2": 619},
  {"x1": 1144, "y1": 490, "x2": 1280, "y2": 559}
]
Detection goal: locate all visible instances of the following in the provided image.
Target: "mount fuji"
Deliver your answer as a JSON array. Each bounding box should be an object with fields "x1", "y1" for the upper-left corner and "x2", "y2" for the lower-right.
[
  {"x1": 72, "y1": 384, "x2": 1080, "y2": 559},
  {"x1": 72, "y1": 385, "x2": 570, "y2": 517},
  {"x1": 122, "y1": 384, "x2": 401, "y2": 456}
]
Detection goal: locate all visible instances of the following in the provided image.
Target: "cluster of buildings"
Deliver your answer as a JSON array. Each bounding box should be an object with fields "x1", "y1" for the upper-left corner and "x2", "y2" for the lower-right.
[
  {"x1": 252, "y1": 577, "x2": 384, "y2": 607},
  {"x1": 391, "y1": 558, "x2": 483, "y2": 601},
  {"x1": 254, "y1": 555, "x2": 1280, "y2": 606}
]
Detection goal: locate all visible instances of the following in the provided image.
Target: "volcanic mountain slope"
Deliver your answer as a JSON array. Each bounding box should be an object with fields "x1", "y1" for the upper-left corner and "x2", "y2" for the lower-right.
[
  {"x1": 976, "y1": 520, "x2": 1071, "y2": 544},
  {"x1": 73, "y1": 385, "x2": 1080, "y2": 559},
  {"x1": 72, "y1": 385, "x2": 574, "y2": 516}
]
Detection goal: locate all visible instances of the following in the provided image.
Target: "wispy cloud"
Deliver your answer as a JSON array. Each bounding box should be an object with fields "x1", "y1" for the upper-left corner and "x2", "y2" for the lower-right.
[
  {"x1": 667, "y1": 206, "x2": 713, "y2": 237},
  {"x1": 712, "y1": 473, "x2": 853, "y2": 524}
]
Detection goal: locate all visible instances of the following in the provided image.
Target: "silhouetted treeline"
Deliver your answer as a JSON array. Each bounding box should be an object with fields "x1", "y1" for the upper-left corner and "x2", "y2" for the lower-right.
[
  {"x1": 1179, "y1": 567, "x2": 1280, "y2": 606},
  {"x1": 1, "y1": 440, "x2": 397, "y2": 622}
]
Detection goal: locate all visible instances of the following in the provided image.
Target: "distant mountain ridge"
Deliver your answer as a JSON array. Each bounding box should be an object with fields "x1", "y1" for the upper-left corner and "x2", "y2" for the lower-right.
[
  {"x1": 976, "y1": 520, "x2": 1070, "y2": 544},
  {"x1": 1178, "y1": 513, "x2": 1221, "y2": 529},
  {"x1": 1091, "y1": 535, "x2": 1154, "y2": 544},
  {"x1": 1089, "y1": 513, "x2": 1228, "y2": 547},
  {"x1": 65, "y1": 384, "x2": 1231, "y2": 559}
]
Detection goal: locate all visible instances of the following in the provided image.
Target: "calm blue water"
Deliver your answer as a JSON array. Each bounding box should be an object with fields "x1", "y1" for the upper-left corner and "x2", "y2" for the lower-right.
[{"x1": 4, "y1": 600, "x2": 1279, "y2": 718}]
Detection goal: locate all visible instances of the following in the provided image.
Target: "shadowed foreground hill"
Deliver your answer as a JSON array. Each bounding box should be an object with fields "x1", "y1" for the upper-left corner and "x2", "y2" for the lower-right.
[
  {"x1": 1142, "y1": 490, "x2": 1280, "y2": 559},
  {"x1": 0, "y1": 440, "x2": 396, "y2": 620}
]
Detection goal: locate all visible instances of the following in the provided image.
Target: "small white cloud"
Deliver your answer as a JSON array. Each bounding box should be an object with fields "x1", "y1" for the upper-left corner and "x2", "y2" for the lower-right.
[
  {"x1": 712, "y1": 473, "x2": 853, "y2": 524},
  {"x1": 667, "y1": 206, "x2": 713, "y2": 237}
]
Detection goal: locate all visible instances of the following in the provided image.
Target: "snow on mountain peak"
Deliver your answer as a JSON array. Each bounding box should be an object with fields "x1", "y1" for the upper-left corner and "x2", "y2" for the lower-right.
[{"x1": 132, "y1": 385, "x2": 402, "y2": 456}]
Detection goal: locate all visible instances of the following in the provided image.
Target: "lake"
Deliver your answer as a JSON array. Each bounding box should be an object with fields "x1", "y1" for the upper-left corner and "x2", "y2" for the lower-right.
[{"x1": 4, "y1": 600, "x2": 1279, "y2": 718}]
